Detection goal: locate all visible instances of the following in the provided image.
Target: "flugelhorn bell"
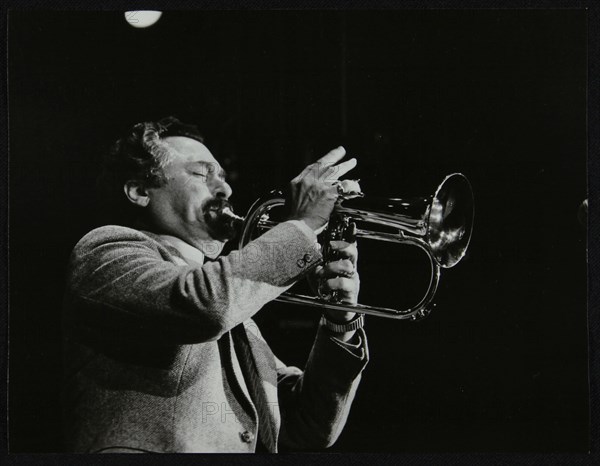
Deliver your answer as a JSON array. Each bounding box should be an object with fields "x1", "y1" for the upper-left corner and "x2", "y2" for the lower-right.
[{"x1": 239, "y1": 173, "x2": 474, "y2": 321}]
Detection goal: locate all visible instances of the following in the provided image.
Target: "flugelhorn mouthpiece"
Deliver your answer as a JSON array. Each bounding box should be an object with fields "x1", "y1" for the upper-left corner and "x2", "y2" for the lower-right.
[{"x1": 220, "y1": 207, "x2": 245, "y2": 228}]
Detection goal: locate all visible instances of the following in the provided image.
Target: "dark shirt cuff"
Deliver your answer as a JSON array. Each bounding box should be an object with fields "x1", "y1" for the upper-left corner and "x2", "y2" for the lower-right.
[{"x1": 329, "y1": 332, "x2": 365, "y2": 359}]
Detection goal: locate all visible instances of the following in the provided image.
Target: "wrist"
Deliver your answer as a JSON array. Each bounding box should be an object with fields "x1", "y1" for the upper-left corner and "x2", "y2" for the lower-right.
[
  {"x1": 288, "y1": 214, "x2": 322, "y2": 232},
  {"x1": 299, "y1": 217, "x2": 320, "y2": 232},
  {"x1": 324, "y1": 310, "x2": 357, "y2": 323},
  {"x1": 321, "y1": 313, "x2": 365, "y2": 335},
  {"x1": 286, "y1": 219, "x2": 318, "y2": 242}
]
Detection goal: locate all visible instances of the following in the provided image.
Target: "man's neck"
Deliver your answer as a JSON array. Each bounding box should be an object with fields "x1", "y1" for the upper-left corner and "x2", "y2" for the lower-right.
[{"x1": 186, "y1": 237, "x2": 225, "y2": 260}]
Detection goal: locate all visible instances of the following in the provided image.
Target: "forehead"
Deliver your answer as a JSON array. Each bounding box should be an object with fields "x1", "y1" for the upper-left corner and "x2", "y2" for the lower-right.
[{"x1": 162, "y1": 136, "x2": 218, "y2": 165}]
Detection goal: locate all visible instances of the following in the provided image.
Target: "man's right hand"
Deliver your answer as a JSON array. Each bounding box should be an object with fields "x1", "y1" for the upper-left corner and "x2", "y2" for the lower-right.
[{"x1": 288, "y1": 146, "x2": 357, "y2": 232}]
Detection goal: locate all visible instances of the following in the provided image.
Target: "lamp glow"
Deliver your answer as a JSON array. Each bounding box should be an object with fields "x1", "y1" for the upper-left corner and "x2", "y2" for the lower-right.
[{"x1": 124, "y1": 11, "x2": 162, "y2": 28}]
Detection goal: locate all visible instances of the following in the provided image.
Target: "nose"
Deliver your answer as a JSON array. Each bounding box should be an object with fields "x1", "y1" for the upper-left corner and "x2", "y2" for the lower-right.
[{"x1": 212, "y1": 178, "x2": 233, "y2": 199}]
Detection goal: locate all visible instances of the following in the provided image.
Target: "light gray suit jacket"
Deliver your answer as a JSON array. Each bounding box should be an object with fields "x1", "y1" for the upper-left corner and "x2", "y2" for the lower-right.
[{"x1": 62, "y1": 222, "x2": 368, "y2": 453}]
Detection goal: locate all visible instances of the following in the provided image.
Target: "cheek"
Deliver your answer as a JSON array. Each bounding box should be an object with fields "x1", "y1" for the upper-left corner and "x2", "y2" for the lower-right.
[{"x1": 176, "y1": 182, "x2": 212, "y2": 218}]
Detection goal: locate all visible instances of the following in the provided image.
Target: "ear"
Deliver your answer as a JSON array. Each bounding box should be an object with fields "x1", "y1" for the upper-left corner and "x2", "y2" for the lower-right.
[{"x1": 124, "y1": 180, "x2": 150, "y2": 207}]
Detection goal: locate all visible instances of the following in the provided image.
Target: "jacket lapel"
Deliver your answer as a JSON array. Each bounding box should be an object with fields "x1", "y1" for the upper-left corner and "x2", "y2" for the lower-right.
[
  {"x1": 217, "y1": 332, "x2": 257, "y2": 424},
  {"x1": 148, "y1": 231, "x2": 280, "y2": 449},
  {"x1": 242, "y1": 324, "x2": 281, "y2": 450}
]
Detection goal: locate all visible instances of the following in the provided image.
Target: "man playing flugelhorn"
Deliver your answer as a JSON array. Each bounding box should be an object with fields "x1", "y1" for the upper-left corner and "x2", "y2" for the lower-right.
[{"x1": 61, "y1": 116, "x2": 368, "y2": 453}]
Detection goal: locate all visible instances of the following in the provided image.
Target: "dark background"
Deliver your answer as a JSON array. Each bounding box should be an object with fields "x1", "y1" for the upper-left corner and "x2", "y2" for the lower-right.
[{"x1": 8, "y1": 10, "x2": 588, "y2": 453}]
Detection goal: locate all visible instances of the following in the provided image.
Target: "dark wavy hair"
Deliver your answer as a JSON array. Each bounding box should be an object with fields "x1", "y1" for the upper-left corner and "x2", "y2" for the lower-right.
[{"x1": 97, "y1": 116, "x2": 205, "y2": 224}]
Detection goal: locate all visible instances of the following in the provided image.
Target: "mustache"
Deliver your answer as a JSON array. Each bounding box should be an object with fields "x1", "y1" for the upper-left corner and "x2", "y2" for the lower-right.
[
  {"x1": 202, "y1": 197, "x2": 244, "y2": 241},
  {"x1": 202, "y1": 197, "x2": 235, "y2": 215}
]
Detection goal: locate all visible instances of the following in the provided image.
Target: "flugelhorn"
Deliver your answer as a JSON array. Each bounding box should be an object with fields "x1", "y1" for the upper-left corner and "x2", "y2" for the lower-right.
[{"x1": 238, "y1": 173, "x2": 474, "y2": 320}]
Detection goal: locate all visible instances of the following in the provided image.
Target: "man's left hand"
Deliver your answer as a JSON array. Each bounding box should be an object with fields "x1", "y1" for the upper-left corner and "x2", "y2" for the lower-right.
[{"x1": 314, "y1": 240, "x2": 360, "y2": 323}]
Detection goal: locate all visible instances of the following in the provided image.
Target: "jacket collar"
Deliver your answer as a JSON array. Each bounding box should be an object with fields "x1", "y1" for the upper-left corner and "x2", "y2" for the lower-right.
[{"x1": 155, "y1": 234, "x2": 206, "y2": 266}]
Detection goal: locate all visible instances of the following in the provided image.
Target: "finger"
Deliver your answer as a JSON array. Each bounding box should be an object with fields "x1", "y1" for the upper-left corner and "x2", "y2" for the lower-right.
[
  {"x1": 313, "y1": 265, "x2": 325, "y2": 277},
  {"x1": 315, "y1": 259, "x2": 354, "y2": 278},
  {"x1": 293, "y1": 156, "x2": 334, "y2": 183},
  {"x1": 322, "y1": 158, "x2": 358, "y2": 182},
  {"x1": 294, "y1": 149, "x2": 355, "y2": 183},
  {"x1": 316, "y1": 146, "x2": 346, "y2": 166},
  {"x1": 307, "y1": 266, "x2": 321, "y2": 293},
  {"x1": 292, "y1": 156, "x2": 350, "y2": 183},
  {"x1": 291, "y1": 162, "x2": 316, "y2": 183},
  {"x1": 322, "y1": 277, "x2": 357, "y2": 294},
  {"x1": 328, "y1": 241, "x2": 358, "y2": 264}
]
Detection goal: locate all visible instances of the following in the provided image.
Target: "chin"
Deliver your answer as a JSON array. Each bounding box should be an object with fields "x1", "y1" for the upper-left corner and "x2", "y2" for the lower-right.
[
  {"x1": 209, "y1": 230, "x2": 235, "y2": 243},
  {"x1": 206, "y1": 222, "x2": 238, "y2": 243}
]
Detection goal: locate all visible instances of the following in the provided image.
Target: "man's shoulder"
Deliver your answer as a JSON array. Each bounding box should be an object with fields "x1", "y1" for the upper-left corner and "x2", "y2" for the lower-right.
[
  {"x1": 74, "y1": 225, "x2": 161, "y2": 254},
  {"x1": 78, "y1": 224, "x2": 153, "y2": 243}
]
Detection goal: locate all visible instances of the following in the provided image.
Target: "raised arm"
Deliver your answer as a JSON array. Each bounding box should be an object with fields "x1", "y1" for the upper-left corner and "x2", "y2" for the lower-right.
[{"x1": 64, "y1": 221, "x2": 321, "y2": 345}]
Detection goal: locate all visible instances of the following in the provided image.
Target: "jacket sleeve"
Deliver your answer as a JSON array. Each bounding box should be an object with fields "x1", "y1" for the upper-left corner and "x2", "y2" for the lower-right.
[
  {"x1": 64, "y1": 224, "x2": 322, "y2": 345},
  {"x1": 274, "y1": 323, "x2": 369, "y2": 450}
]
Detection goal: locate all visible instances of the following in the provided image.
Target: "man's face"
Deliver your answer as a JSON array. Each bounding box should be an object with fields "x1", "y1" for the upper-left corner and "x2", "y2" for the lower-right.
[{"x1": 144, "y1": 136, "x2": 235, "y2": 247}]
